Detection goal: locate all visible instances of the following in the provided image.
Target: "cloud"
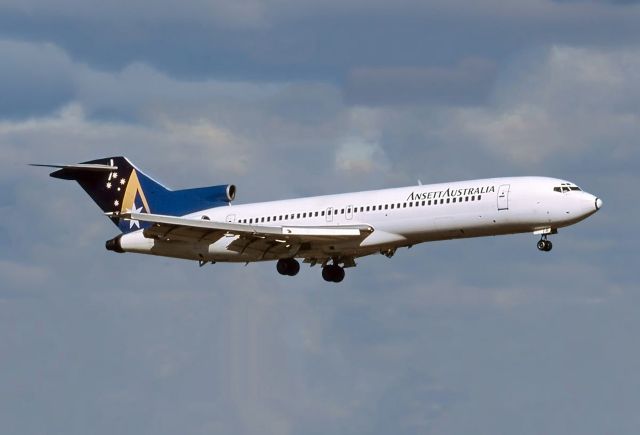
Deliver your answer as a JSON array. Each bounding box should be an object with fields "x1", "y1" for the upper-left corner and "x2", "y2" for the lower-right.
[
  {"x1": 335, "y1": 138, "x2": 389, "y2": 174},
  {"x1": 0, "y1": 103, "x2": 254, "y2": 181},
  {"x1": 345, "y1": 58, "x2": 497, "y2": 106},
  {"x1": 451, "y1": 46, "x2": 640, "y2": 167},
  {"x1": 0, "y1": 260, "x2": 50, "y2": 293},
  {"x1": 2, "y1": 0, "x2": 640, "y2": 82},
  {"x1": 1, "y1": 15, "x2": 639, "y2": 434},
  {"x1": 0, "y1": 40, "x2": 75, "y2": 118},
  {"x1": 0, "y1": 39, "x2": 399, "y2": 196}
]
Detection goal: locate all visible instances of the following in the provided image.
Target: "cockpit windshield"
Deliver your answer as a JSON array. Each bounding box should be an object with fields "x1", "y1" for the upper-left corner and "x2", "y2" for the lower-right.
[{"x1": 553, "y1": 183, "x2": 582, "y2": 193}]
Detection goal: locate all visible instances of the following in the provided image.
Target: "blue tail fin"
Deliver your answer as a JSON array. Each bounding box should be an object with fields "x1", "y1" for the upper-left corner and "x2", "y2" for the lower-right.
[{"x1": 46, "y1": 156, "x2": 235, "y2": 233}]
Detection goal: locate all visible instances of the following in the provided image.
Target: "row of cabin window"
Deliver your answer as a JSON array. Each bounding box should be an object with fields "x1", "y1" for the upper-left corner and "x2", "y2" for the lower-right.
[{"x1": 238, "y1": 195, "x2": 483, "y2": 225}]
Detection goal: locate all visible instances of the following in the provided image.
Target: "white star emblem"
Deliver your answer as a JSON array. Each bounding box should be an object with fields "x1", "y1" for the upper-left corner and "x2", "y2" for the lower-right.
[
  {"x1": 126, "y1": 204, "x2": 143, "y2": 229},
  {"x1": 113, "y1": 172, "x2": 118, "y2": 178},
  {"x1": 120, "y1": 178, "x2": 126, "y2": 185},
  {"x1": 114, "y1": 200, "x2": 120, "y2": 207},
  {"x1": 106, "y1": 182, "x2": 112, "y2": 189}
]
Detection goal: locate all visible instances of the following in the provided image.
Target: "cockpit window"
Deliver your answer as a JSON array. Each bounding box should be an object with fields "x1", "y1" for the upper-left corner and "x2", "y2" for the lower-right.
[{"x1": 554, "y1": 184, "x2": 582, "y2": 193}]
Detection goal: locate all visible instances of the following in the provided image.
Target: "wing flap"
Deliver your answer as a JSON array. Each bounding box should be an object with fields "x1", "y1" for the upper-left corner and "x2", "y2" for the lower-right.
[{"x1": 124, "y1": 212, "x2": 374, "y2": 245}]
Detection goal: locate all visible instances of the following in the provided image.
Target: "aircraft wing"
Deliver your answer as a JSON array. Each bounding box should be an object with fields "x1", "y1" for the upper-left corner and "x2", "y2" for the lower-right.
[{"x1": 122, "y1": 212, "x2": 374, "y2": 258}]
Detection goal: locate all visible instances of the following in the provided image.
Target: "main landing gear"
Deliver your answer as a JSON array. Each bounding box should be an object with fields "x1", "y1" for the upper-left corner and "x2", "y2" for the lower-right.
[
  {"x1": 537, "y1": 236, "x2": 553, "y2": 252},
  {"x1": 276, "y1": 258, "x2": 300, "y2": 276},
  {"x1": 322, "y1": 264, "x2": 345, "y2": 283},
  {"x1": 276, "y1": 257, "x2": 348, "y2": 283}
]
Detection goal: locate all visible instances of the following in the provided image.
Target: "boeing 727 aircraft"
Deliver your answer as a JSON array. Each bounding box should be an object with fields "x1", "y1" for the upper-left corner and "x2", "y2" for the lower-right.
[{"x1": 34, "y1": 156, "x2": 602, "y2": 282}]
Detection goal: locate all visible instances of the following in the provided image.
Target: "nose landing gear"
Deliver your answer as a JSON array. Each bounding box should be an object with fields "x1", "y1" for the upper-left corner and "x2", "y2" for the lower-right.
[{"x1": 537, "y1": 236, "x2": 553, "y2": 252}]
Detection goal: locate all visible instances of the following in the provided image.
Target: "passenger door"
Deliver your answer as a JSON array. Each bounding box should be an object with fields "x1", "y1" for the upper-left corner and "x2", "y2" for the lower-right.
[
  {"x1": 497, "y1": 184, "x2": 510, "y2": 211},
  {"x1": 326, "y1": 207, "x2": 333, "y2": 223}
]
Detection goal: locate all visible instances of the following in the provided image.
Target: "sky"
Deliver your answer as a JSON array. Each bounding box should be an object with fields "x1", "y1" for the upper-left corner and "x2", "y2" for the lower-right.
[{"x1": 1, "y1": 0, "x2": 639, "y2": 434}]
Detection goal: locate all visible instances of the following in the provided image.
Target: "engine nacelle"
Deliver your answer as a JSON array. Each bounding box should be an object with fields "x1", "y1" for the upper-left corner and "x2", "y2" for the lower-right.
[
  {"x1": 105, "y1": 235, "x2": 124, "y2": 253},
  {"x1": 223, "y1": 184, "x2": 236, "y2": 202},
  {"x1": 179, "y1": 184, "x2": 236, "y2": 203}
]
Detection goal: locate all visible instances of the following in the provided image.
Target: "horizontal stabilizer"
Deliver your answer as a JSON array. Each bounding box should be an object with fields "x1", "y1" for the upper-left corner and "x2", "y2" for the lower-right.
[{"x1": 30, "y1": 163, "x2": 118, "y2": 180}]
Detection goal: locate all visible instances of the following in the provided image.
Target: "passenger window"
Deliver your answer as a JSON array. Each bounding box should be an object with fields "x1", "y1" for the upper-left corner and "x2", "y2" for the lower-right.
[
  {"x1": 403, "y1": 203, "x2": 407, "y2": 208},
  {"x1": 385, "y1": 204, "x2": 388, "y2": 210},
  {"x1": 366, "y1": 206, "x2": 370, "y2": 211},
  {"x1": 471, "y1": 196, "x2": 475, "y2": 201},
  {"x1": 261, "y1": 217, "x2": 265, "y2": 222},
  {"x1": 391, "y1": 204, "x2": 395, "y2": 209},
  {"x1": 428, "y1": 200, "x2": 431, "y2": 205},
  {"x1": 321, "y1": 211, "x2": 325, "y2": 216},
  {"x1": 267, "y1": 217, "x2": 271, "y2": 222},
  {"x1": 440, "y1": 199, "x2": 444, "y2": 204},
  {"x1": 297, "y1": 213, "x2": 301, "y2": 218},
  {"x1": 478, "y1": 195, "x2": 482, "y2": 200},
  {"x1": 446, "y1": 198, "x2": 450, "y2": 204},
  {"x1": 315, "y1": 212, "x2": 319, "y2": 217},
  {"x1": 422, "y1": 201, "x2": 425, "y2": 206}
]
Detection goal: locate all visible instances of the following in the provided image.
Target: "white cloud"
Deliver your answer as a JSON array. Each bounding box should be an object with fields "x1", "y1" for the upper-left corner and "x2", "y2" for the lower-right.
[
  {"x1": 335, "y1": 138, "x2": 389, "y2": 174},
  {"x1": 0, "y1": 103, "x2": 253, "y2": 179},
  {"x1": 450, "y1": 46, "x2": 640, "y2": 166},
  {"x1": 1, "y1": 36, "x2": 639, "y2": 435}
]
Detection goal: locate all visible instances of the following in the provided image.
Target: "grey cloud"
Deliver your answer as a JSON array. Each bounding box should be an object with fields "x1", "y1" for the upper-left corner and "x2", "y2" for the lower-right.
[
  {"x1": 1, "y1": 5, "x2": 639, "y2": 434},
  {"x1": 2, "y1": 0, "x2": 640, "y2": 82},
  {"x1": 554, "y1": 0, "x2": 640, "y2": 4},
  {"x1": 344, "y1": 59, "x2": 497, "y2": 106},
  {"x1": 0, "y1": 40, "x2": 75, "y2": 118}
]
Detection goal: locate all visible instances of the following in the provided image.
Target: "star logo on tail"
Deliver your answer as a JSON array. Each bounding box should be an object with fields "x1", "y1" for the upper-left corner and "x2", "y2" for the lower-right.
[{"x1": 125, "y1": 203, "x2": 143, "y2": 229}]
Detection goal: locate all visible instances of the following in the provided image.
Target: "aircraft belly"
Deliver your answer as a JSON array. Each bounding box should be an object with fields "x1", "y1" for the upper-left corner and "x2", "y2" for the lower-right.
[{"x1": 378, "y1": 209, "x2": 545, "y2": 244}]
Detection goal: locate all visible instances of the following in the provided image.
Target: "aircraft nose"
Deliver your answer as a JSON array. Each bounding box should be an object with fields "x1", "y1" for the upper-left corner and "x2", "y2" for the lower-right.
[{"x1": 595, "y1": 197, "x2": 603, "y2": 211}]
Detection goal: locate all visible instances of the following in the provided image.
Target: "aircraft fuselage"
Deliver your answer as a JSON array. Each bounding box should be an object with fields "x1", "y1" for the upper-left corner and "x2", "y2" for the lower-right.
[{"x1": 118, "y1": 176, "x2": 601, "y2": 264}]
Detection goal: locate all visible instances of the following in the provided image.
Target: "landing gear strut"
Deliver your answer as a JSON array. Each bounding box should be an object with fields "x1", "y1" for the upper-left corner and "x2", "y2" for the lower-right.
[
  {"x1": 322, "y1": 264, "x2": 345, "y2": 283},
  {"x1": 537, "y1": 236, "x2": 553, "y2": 252},
  {"x1": 276, "y1": 258, "x2": 300, "y2": 276}
]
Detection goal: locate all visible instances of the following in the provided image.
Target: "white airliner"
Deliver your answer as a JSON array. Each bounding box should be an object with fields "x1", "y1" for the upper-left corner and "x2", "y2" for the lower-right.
[{"x1": 34, "y1": 156, "x2": 602, "y2": 282}]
